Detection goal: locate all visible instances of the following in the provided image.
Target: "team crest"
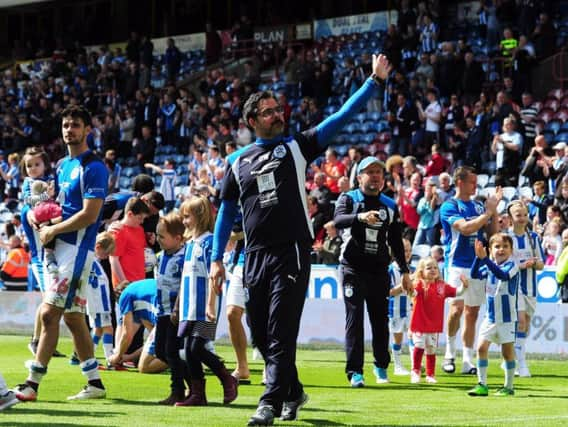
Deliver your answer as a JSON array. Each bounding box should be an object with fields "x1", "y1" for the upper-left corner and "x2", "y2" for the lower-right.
[
  {"x1": 344, "y1": 285, "x2": 354, "y2": 298},
  {"x1": 377, "y1": 209, "x2": 387, "y2": 221},
  {"x1": 475, "y1": 203, "x2": 484, "y2": 215},
  {"x1": 273, "y1": 145, "x2": 286, "y2": 158},
  {"x1": 70, "y1": 167, "x2": 80, "y2": 180}
]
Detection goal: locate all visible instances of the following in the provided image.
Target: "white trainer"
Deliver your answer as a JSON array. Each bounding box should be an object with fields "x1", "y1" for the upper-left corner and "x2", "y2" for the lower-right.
[
  {"x1": 518, "y1": 366, "x2": 531, "y2": 377},
  {"x1": 67, "y1": 385, "x2": 106, "y2": 400},
  {"x1": 410, "y1": 370, "x2": 421, "y2": 384},
  {"x1": 461, "y1": 361, "x2": 477, "y2": 375},
  {"x1": 0, "y1": 391, "x2": 19, "y2": 410},
  {"x1": 425, "y1": 375, "x2": 437, "y2": 384},
  {"x1": 394, "y1": 365, "x2": 410, "y2": 376}
]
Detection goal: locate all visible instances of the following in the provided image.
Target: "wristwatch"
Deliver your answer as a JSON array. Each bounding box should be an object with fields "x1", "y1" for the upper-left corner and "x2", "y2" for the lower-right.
[{"x1": 370, "y1": 73, "x2": 382, "y2": 84}]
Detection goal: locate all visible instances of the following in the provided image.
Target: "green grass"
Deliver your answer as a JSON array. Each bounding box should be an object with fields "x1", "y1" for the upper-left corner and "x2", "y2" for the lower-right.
[{"x1": 1, "y1": 335, "x2": 567, "y2": 426}]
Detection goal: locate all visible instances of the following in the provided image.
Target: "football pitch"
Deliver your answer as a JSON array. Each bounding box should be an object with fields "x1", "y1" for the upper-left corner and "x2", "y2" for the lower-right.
[{"x1": 1, "y1": 335, "x2": 567, "y2": 427}]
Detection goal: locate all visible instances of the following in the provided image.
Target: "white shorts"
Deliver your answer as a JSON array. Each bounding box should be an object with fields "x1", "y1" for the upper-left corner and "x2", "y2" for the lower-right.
[
  {"x1": 446, "y1": 266, "x2": 485, "y2": 307},
  {"x1": 43, "y1": 241, "x2": 95, "y2": 313},
  {"x1": 478, "y1": 319, "x2": 516, "y2": 344},
  {"x1": 517, "y1": 294, "x2": 537, "y2": 317},
  {"x1": 389, "y1": 316, "x2": 409, "y2": 334},
  {"x1": 89, "y1": 312, "x2": 112, "y2": 329},
  {"x1": 411, "y1": 332, "x2": 438, "y2": 350},
  {"x1": 143, "y1": 328, "x2": 157, "y2": 357},
  {"x1": 225, "y1": 265, "x2": 248, "y2": 309}
]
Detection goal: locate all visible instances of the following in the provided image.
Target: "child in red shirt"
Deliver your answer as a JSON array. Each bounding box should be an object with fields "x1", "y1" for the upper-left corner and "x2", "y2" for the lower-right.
[{"x1": 409, "y1": 257, "x2": 468, "y2": 384}]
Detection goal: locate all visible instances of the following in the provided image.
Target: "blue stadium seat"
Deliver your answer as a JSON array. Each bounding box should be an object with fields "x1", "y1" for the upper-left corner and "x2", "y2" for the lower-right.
[
  {"x1": 555, "y1": 132, "x2": 568, "y2": 143},
  {"x1": 119, "y1": 177, "x2": 131, "y2": 189},
  {"x1": 545, "y1": 120, "x2": 562, "y2": 134},
  {"x1": 347, "y1": 134, "x2": 360, "y2": 145},
  {"x1": 542, "y1": 131, "x2": 555, "y2": 145},
  {"x1": 354, "y1": 113, "x2": 366, "y2": 123},
  {"x1": 324, "y1": 105, "x2": 338, "y2": 116}
]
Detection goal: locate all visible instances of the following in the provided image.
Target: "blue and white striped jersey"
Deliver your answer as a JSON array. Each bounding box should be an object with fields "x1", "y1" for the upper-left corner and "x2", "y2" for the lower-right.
[
  {"x1": 441, "y1": 198, "x2": 486, "y2": 269},
  {"x1": 471, "y1": 257, "x2": 519, "y2": 324},
  {"x1": 388, "y1": 262, "x2": 411, "y2": 319},
  {"x1": 180, "y1": 232, "x2": 221, "y2": 322},
  {"x1": 420, "y1": 22, "x2": 438, "y2": 53},
  {"x1": 85, "y1": 259, "x2": 112, "y2": 315},
  {"x1": 508, "y1": 230, "x2": 545, "y2": 297},
  {"x1": 160, "y1": 168, "x2": 177, "y2": 202},
  {"x1": 154, "y1": 245, "x2": 185, "y2": 316}
]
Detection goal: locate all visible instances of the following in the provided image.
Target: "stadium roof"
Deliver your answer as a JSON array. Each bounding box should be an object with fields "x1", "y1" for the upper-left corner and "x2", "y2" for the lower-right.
[{"x1": 0, "y1": 0, "x2": 53, "y2": 8}]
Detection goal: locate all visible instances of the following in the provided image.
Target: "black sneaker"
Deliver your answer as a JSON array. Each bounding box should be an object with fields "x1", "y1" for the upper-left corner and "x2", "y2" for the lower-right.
[
  {"x1": 247, "y1": 405, "x2": 275, "y2": 426},
  {"x1": 281, "y1": 392, "x2": 309, "y2": 421},
  {"x1": 52, "y1": 349, "x2": 66, "y2": 358},
  {"x1": 442, "y1": 358, "x2": 455, "y2": 374}
]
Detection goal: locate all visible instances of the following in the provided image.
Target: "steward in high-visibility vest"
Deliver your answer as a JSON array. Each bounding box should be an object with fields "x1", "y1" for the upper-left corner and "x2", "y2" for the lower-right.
[{"x1": 1, "y1": 236, "x2": 30, "y2": 282}]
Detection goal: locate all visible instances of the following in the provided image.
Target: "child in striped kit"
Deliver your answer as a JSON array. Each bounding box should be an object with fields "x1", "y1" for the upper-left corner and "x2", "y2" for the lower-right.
[
  {"x1": 507, "y1": 201, "x2": 544, "y2": 377},
  {"x1": 86, "y1": 232, "x2": 116, "y2": 368},
  {"x1": 154, "y1": 212, "x2": 189, "y2": 405},
  {"x1": 468, "y1": 234, "x2": 520, "y2": 397},
  {"x1": 388, "y1": 238, "x2": 412, "y2": 375},
  {"x1": 175, "y1": 196, "x2": 237, "y2": 407}
]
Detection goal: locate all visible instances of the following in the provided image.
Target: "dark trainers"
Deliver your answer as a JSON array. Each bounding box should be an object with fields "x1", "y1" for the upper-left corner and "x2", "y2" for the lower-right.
[
  {"x1": 442, "y1": 358, "x2": 455, "y2": 373},
  {"x1": 247, "y1": 405, "x2": 275, "y2": 426},
  {"x1": 281, "y1": 392, "x2": 309, "y2": 421},
  {"x1": 52, "y1": 349, "x2": 66, "y2": 358}
]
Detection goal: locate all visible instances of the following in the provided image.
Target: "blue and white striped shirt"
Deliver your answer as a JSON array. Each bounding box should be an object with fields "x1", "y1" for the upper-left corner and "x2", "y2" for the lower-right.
[
  {"x1": 388, "y1": 261, "x2": 411, "y2": 319},
  {"x1": 471, "y1": 257, "x2": 519, "y2": 324},
  {"x1": 180, "y1": 232, "x2": 221, "y2": 322},
  {"x1": 155, "y1": 246, "x2": 185, "y2": 316},
  {"x1": 508, "y1": 230, "x2": 545, "y2": 297},
  {"x1": 160, "y1": 168, "x2": 177, "y2": 202},
  {"x1": 86, "y1": 259, "x2": 112, "y2": 315}
]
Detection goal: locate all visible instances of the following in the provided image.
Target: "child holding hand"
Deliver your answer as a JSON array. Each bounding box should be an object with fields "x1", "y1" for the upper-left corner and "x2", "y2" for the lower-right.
[
  {"x1": 409, "y1": 257, "x2": 468, "y2": 384},
  {"x1": 468, "y1": 235, "x2": 520, "y2": 397}
]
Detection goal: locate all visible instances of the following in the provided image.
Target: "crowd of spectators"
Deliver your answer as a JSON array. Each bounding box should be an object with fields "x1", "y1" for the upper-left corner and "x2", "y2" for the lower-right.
[{"x1": 0, "y1": 0, "x2": 567, "y2": 281}]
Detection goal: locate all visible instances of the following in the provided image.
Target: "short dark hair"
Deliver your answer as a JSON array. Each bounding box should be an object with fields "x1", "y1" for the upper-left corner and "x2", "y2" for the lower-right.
[
  {"x1": 242, "y1": 91, "x2": 277, "y2": 128},
  {"x1": 131, "y1": 174, "x2": 155, "y2": 193},
  {"x1": 143, "y1": 190, "x2": 165, "y2": 211},
  {"x1": 60, "y1": 105, "x2": 92, "y2": 127},
  {"x1": 125, "y1": 196, "x2": 151, "y2": 215}
]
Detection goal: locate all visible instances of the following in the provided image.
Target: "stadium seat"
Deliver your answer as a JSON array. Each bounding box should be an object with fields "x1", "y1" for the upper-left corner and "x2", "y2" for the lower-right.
[
  {"x1": 555, "y1": 132, "x2": 568, "y2": 143},
  {"x1": 501, "y1": 186, "x2": 518, "y2": 201},
  {"x1": 476, "y1": 173, "x2": 489, "y2": 188},
  {"x1": 518, "y1": 186, "x2": 533, "y2": 200},
  {"x1": 366, "y1": 111, "x2": 382, "y2": 122},
  {"x1": 542, "y1": 130, "x2": 555, "y2": 145},
  {"x1": 412, "y1": 244, "x2": 431, "y2": 259},
  {"x1": 544, "y1": 119, "x2": 562, "y2": 134},
  {"x1": 354, "y1": 113, "x2": 366, "y2": 123},
  {"x1": 478, "y1": 187, "x2": 496, "y2": 198},
  {"x1": 119, "y1": 177, "x2": 131, "y2": 189},
  {"x1": 560, "y1": 121, "x2": 568, "y2": 133},
  {"x1": 497, "y1": 198, "x2": 508, "y2": 214}
]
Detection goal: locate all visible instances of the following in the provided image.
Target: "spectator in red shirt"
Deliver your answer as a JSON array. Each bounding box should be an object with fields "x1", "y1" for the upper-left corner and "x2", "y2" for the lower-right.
[
  {"x1": 399, "y1": 171, "x2": 423, "y2": 237},
  {"x1": 425, "y1": 144, "x2": 447, "y2": 176},
  {"x1": 319, "y1": 149, "x2": 346, "y2": 195}
]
